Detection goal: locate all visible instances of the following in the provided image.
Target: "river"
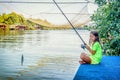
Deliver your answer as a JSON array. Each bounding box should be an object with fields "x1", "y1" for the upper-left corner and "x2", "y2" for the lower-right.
[{"x1": 0, "y1": 30, "x2": 90, "y2": 80}]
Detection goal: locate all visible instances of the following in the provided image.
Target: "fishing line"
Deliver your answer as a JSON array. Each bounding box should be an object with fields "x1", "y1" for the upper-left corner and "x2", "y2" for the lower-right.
[{"x1": 53, "y1": 0, "x2": 86, "y2": 45}]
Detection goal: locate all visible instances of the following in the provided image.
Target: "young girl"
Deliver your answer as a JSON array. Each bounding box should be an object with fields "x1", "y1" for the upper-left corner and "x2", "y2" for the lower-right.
[{"x1": 79, "y1": 31, "x2": 102, "y2": 64}]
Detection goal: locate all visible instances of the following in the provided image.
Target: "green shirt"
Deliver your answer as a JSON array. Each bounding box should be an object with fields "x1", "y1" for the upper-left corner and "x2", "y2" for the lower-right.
[{"x1": 90, "y1": 42, "x2": 102, "y2": 64}]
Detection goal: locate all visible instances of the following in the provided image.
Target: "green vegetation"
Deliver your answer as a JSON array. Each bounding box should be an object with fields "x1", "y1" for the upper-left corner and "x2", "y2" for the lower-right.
[
  {"x1": 0, "y1": 12, "x2": 26, "y2": 25},
  {"x1": 91, "y1": 0, "x2": 120, "y2": 55},
  {"x1": 0, "y1": 12, "x2": 71, "y2": 30},
  {"x1": 0, "y1": 12, "x2": 36, "y2": 30}
]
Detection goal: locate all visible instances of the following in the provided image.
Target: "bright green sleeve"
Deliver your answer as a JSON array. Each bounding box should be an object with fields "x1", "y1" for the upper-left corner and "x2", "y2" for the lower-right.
[{"x1": 92, "y1": 42, "x2": 99, "y2": 51}]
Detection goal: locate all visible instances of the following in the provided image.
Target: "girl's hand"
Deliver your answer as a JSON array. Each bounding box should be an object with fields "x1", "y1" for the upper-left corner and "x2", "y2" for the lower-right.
[
  {"x1": 85, "y1": 44, "x2": 96, "y2": 55},
  {"x1": 85, "y1": 44, "x2": 90, "y2": 50}
]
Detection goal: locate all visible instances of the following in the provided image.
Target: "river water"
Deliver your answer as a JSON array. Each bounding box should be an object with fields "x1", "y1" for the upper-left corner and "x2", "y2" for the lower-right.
[{"x1": 0, "y1": 30, "x2": 90, "y2": 80}]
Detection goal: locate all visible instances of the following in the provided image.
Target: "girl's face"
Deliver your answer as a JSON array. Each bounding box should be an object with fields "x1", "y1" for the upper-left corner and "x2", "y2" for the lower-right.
[{"x1": 90, "y1": 33, "x2": 96, "y2": 42}]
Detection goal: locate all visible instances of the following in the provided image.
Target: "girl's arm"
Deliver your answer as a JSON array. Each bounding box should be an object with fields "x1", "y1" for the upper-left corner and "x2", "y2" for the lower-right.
[{"x1": 86, "y1": 45, "x2": 96, "y2": 55}]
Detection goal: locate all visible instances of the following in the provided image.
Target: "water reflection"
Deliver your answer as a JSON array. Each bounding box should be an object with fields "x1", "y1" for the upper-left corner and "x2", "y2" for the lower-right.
[
  {"x1": 0, "y1": 30, "x2": 89, "y2": 80},
  {"x1": 0, "y1": 30, "x2": 24, "y2": 48}
]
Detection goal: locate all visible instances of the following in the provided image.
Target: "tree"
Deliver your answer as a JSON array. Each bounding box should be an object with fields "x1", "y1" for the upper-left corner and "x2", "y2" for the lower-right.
[
  {"x1": 91, "y1": 0, "x2": 120, "y2": 55},
  {"x1": 0, "y1": 15, "x2": 4, "y2": 23},
  {"x1": 95, "y1": 0, "x2": 107, "y2": 6}
]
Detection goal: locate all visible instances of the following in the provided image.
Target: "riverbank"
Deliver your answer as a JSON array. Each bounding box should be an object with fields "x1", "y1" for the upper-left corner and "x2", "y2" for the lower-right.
[{"x1": 0, "y1": 12, "x2": 88, "y2": 31}]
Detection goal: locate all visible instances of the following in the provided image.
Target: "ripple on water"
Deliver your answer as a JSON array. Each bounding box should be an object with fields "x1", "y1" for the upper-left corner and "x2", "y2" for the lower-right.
[{"x1": 0, "y1": 30, "x2": 89, "y2": 80}]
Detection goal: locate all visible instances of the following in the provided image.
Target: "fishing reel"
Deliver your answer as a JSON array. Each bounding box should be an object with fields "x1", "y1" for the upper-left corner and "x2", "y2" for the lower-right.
[{"x1": 81, "y1": 44, "x2": 86, "y2": 49}]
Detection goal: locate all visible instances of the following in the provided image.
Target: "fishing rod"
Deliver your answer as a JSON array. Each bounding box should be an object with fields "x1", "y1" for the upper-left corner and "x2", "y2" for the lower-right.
[{"x1": 53, "y1": 0, "x2": 86, "y2": 45}]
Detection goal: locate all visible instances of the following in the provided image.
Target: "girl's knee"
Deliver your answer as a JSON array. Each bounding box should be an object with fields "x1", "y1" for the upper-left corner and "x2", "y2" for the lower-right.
[{"x1": 80, "y1": 52, "x2": 86, "y2": 59}]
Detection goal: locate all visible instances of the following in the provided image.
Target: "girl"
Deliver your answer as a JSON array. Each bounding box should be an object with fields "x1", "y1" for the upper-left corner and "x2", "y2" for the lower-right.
[{"x1": 79, "y1": 31, "x2": 102, "y2": 64}]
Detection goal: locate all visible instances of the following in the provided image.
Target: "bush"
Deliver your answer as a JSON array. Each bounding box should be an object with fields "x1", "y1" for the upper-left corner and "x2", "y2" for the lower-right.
[{"x1": 91, "y1": 0, "x2": 120, "y2": 55}]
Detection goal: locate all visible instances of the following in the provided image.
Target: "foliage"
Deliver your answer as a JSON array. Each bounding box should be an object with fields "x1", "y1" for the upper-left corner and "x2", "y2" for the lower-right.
[
  {"x1": 91, "y1": 0, "x2": 120, "y2": 55},
  {"x1": 0, "y1": 12, "x2": 73, "y2": 30},
  {"x1": 95, "y1": 0, "x2": 107, "y2": 6},
  {"x1": 0, "y1": 12, "x2": 25, "y2": 25},
  {"x1": 0, "y1": 12, "x2": 37, "y2": 30}
]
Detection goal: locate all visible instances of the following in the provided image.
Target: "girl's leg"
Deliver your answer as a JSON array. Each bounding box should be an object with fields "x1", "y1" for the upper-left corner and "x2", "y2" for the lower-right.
[
  {"x1": 80, "y1": 52, "x2": 91, "y2": 64},
  {"x1": 79, "y1": 60, "x2": 86, "y2": 64}
]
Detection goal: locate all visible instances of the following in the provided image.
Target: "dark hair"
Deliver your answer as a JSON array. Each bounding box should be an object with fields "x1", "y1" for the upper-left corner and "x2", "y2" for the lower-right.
[{"x1": 90, "y1": 31, "x2": 100, "y2": 43}]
